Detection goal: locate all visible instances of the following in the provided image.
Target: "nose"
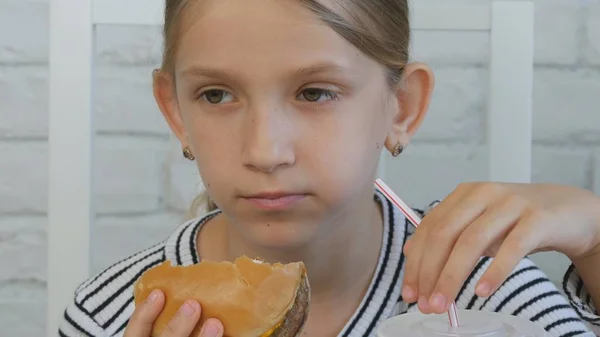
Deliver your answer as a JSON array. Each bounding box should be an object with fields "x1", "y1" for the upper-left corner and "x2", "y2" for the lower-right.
[{"x1": 241, "y1": 104, "x2": 295, "y2": 173}]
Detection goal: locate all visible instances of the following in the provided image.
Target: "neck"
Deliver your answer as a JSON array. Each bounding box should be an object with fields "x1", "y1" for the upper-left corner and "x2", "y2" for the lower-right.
[{"x1": 225, "y1": 191, "x2": 384, "y2": 301}]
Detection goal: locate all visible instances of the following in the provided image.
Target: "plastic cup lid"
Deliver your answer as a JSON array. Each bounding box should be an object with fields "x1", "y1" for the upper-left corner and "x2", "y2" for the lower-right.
[{"x1": 377, "y1": 309, "x2": 548, "y2": 337}]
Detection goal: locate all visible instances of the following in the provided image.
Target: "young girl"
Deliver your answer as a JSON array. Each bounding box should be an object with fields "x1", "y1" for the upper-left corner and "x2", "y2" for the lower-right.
[{"x1": 58, "y1": 0, "x2": 600, "y2": 336}]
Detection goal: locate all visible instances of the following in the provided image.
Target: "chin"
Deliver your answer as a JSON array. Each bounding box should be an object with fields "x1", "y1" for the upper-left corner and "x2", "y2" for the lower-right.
[{"x1": 242, "y1": 220, "x2": 318, "y2": 252}]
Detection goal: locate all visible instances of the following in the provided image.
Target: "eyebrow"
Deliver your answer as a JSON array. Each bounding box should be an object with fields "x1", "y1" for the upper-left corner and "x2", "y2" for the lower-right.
[
  {"x1": 179, "y1": 62, "x2": 351, "y2": 83},
  {"x1": 179, "y1": 66, "x2": 239, "y2": 83},
  {"x1": 293, "y1": 62, "x2": 349, "y2": 77}
]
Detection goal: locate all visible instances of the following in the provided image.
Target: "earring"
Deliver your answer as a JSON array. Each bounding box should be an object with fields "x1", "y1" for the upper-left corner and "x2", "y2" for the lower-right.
[
  {"x1": 391, "y1": 142, "x2": 404, "y2": 157},
  {"x1": 182, "y1": 147, "x2": 195, "y2": 161}
]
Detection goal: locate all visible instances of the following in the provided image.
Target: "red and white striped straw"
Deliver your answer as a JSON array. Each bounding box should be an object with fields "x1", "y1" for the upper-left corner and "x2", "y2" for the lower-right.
[{"x1": 374, "y1": 178, "x2": 460, "y2": 328}]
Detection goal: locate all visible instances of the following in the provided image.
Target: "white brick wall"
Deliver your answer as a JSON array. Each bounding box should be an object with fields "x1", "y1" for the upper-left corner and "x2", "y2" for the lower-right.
[{"x1": 1, "y1": 0, "x2": 600, "y2": 335}]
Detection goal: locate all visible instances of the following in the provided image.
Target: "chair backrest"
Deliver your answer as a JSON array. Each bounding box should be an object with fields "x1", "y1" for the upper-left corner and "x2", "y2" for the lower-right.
[{"x1": 46, "y1": 1, "x2": 534, "y2": 336}]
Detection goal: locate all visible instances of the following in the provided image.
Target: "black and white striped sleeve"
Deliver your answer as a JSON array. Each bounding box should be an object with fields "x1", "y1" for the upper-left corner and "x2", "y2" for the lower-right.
[
  {"x1": 454, "y1": 257, "x2": 595, "y2": 337},
  {"x1": 56, "y1": 242, "x2": 168, "y2": 336},
  {"x1": 562, "y1": 263, "x2": 600, "y2": 335},
  {"x1": 58, "y1": 299, "x2": 105, "y2": 337}
]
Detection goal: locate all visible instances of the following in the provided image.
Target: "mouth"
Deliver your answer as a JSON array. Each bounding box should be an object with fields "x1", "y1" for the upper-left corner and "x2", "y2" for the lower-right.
[{"x1": 241, "y1": 192, "x2": 307, "y2": 210}]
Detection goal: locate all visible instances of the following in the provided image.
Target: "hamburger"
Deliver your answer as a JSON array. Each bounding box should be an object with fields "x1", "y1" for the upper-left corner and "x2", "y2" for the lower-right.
[{"x1": 133, "y1": 256, "x2": 310, "y2": 337}]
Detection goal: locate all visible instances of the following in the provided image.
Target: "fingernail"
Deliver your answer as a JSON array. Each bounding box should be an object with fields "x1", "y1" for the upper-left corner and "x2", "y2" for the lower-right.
[
  {"x1": 146, "y1": 290, "x2": 160, "y2": 304},
  {"x1": 429, "y1": 293, "x2": 446, "y2": 311},
  {"x1": 180, "y1": 301, "x2": 198, "y2": 317},
  {"x1": 476, "y1": 281, "x2": 491, "y2": 297},
  {"x1": 402, "y1": 286, "x2": 415, "y2": 301},
  {"x1": 201, "y1": 322, "x2": 220, "y2": 337}
]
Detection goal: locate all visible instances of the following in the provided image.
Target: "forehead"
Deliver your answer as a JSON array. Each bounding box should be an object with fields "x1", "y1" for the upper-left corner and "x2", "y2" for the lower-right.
[{"x1": 174, "y1": 0, "x2": 371, "y2": 78}]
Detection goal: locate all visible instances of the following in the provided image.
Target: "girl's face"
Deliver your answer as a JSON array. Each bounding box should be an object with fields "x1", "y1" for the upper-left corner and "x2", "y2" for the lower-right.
[{"x1": 155, "y1": 0, "x2": 432, "y2": 249}]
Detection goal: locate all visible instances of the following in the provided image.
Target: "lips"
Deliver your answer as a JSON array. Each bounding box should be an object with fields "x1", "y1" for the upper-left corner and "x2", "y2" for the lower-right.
[
  {"x1": 246, "y1": 192, "x2": 298, "y2": 199},
  {"x1": 242, "y1": 192, "x2": 307, "y2": 210}
]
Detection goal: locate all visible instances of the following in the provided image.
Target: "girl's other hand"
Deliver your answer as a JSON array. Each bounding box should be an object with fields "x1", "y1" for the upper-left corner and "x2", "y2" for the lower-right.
[
  {"x1": 123, "y1": 289, "x2": 224, "y2": 337},
  {"x1": 400, "y1": 182, "x2": 600, "y2": 315}
]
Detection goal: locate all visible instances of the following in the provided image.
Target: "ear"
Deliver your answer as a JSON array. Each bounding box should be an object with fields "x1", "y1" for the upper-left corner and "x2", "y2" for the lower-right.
[
  {"x1": 153, "y1": 70, "x2": 190, "y2": 148},
  {"x1": 384, "y1": 62, "x2": 435, "y2": 153}
]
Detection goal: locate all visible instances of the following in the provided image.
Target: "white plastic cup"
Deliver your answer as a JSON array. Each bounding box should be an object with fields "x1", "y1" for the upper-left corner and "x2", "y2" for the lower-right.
[{"x1": 377, "y1": 309, "x2": 548, "y2": 337}]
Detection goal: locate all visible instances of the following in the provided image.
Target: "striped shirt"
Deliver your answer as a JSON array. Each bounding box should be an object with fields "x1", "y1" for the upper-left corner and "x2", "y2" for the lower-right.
[{"x1": 58, "y1": 191, "x2": 600, "y2": 337}]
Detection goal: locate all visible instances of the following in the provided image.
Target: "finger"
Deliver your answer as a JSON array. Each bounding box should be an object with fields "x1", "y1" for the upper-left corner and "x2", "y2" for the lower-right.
[
  {"x1": 124, "y1": 289, "x2": 165, "y2": 337},
  {"x1": 403, "y1": 238, "x2": 412, "y2": 255},
  {"x1": 401, "y1": 228, "x2": 426, "y2": 307},
  {"x1": 476, "y1": 211, "x2": 544, "y2": 298},
  {"x1": 199, "y1": 318, "x2": 225, "y2": 337},
  {"x1": 417, "y1": 187, "x2": 491, "y2": 303},
  {"x1": 162, "y1": 300, "x2": 202, "y2": 337},
  {"x1": 401, "y1": 185, "x2": 471, "y2": 310},
  {"x1": 428, "y1": 196, "x2": 525, "y2": 313},
  {"x1": 418, "y1": 183, "x2": 473, "y2": 225}
]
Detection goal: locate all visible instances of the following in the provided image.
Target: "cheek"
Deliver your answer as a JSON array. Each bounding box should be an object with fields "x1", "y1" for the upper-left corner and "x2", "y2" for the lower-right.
[
  {"x1": 325, "y1": 98, "x2": 386, "y2": 159},
  {"x1": 184, "y1": 115, "x2": 239, "y2": 199},
  {"x1": 302, "y1": 101, "x2": 386, "y2": 196}
]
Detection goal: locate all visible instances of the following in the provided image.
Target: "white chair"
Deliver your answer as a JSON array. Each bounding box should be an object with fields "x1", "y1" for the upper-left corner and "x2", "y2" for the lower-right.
[
  {"x1": 377, "y1": 2, "x2": 534, "y2": 184},
  {"x1": 46, "y1": 1, "x2": 534, "y2": 336}
]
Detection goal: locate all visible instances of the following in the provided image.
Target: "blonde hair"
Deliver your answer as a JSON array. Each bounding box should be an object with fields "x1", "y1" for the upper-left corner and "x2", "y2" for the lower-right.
[
  {"x1": 161, "y1": 0, "x2": 411, "y2": 217},
  {"x1": 185, "y1": 190, "x2": 218, "y2": 219}
]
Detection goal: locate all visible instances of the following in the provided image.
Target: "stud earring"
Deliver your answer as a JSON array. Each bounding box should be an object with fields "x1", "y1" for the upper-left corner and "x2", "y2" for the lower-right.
[
  {"x1": 182, "y1": 147, "x2": 195, "y2": 161},
  {"x1": 391, "y1": 142, "x2": 404, "y2": 157}
]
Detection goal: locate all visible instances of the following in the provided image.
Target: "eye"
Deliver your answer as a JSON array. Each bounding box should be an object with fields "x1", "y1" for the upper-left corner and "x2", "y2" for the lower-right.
[
  {"x1": 297, "y1": 88, "x2": 339, "y2": 103},
  {"x1": 198, "y1": 89, "x2": 235, "y2": 104}
]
